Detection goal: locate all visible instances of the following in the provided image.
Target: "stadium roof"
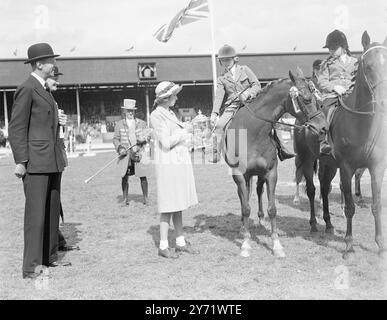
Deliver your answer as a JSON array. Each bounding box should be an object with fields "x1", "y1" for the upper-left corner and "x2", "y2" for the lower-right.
[{"x1": 0, "y1": 52, "x2": 361, "y2": 89}]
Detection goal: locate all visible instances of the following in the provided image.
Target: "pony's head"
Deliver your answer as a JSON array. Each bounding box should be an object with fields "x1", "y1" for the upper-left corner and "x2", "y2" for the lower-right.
[
  {"x1": 358, "y1": 31, "x2": 387, "y2": 110},
  {"x1": 286, "y1": 67, "x2": 320, "y2": 121}
]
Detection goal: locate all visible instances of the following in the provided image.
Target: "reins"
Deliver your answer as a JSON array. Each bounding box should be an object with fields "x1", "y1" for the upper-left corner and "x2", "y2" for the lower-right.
[{"x1": 244, "y1": 104, "x2": 304, "y2": 129}]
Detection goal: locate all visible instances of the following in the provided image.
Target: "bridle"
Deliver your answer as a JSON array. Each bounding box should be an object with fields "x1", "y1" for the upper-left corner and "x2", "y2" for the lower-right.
[
  {"x1": 354, "y1": 45, "x2": 387, "y2": 115},
  {"x1": 289, "y1": 81, "x2": 322, "y2": 123}
]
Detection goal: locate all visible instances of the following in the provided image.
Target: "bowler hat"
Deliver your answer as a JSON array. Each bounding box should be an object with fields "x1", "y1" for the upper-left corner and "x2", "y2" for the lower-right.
[
  {"x1": 121, "y1": 99, "x2": 137, "y2": 110},
  {"x1": 24, "y1": 43, "x2": 60, "y2": 64}
]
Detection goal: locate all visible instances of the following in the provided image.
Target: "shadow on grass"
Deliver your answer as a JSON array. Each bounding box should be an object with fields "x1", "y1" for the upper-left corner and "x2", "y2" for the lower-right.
[
  {"x1": 189, "y1": 213, "x2": 274, "y2": 254},
  {"x1": 116, "y1": 194, "x2": 145, "y2": 204},
  {"x1": 146, "y1": 197, "x2": 376, "y2": 256},
  {"x1": 277, "y1": 189, "x2": 371, "y2": 214},
  {"x1": 59, "y1": 222, "x2": 83, "y2": 260},
  {"x1": 189, "y1": 209, "x2": 374, "y2": 255}
]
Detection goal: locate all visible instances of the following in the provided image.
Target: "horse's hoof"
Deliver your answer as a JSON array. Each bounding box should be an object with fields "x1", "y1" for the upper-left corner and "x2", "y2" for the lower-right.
[
  {"x1": 241, "y1": 240, "x2": 251, "y2": 250},
  {"x1": 293, "y1": 197, "x2": 300, "y2": 206},
  {"x1": 272, "y1": 239, "x2": 285, "y2": 258},
  {"x1": 342, "y1": 250, "x2": 355, "y2": 260},
  {"x1": 273, "y1": 248, "x2": 286, "y2": 258},
  {"x1": 325, "y1": 226, "x2": 335, "y2": 235},
  {"x1": 310, "y1": 226, "x2": 319, "y2": 233},
  {"x1": 240, "y1": 249, "x2": 250, "y2": 258}
]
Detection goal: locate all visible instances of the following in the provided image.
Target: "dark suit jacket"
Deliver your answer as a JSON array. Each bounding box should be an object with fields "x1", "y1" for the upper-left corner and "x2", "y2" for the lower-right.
[{"x1": 8, "y1": 75, "x2": 66, "y2": 173}]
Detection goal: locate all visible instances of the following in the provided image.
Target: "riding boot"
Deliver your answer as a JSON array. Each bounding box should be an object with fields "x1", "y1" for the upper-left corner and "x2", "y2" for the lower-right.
[
  {"x1": 122, "y1": 176, "x2": 129, "y2": 206},
  {"x1": 272, "y1": 129, "x2": 295, "y2": 161},
  {"x1": 319, "y1": 134, "x2": 332, "y2": 155}
]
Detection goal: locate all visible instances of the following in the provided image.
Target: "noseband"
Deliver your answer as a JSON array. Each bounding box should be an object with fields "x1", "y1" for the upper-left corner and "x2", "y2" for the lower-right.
[{"x1": 289, "y1": 82, "x2": 321, "y2": 122}]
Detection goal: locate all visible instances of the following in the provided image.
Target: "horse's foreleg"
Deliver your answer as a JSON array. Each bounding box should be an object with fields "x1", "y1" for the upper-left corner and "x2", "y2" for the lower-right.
[
  {"x1": 266, "y1": 165, "x2": 285, "y2": 258},
  {"x1": 293, "y1": 157, "x2": 303, "y2": 205},
  {"x1": 232, "y1": 174, "x2": 251, "y2": 240},
  {"x1": 369, "y1": 163, "x2": 386, "y2": 258},
  {"x1": 246, "y1": 176, "x2": 253, "y2": 203},
  {"x1": 340, "y1": 164, "x2": 356, "y2": 259},
  {"x1": 355, "y1": 168, "x2": 366, "y2": 205},
  {"x1": 293, "y1": 183, "x2": 301, "y2": 206},
  {"x1": 304, "y1": 169, "x2": 317, "y2": 233},
  {"x1": 256, "y1": 177, "x2": 265, "y2": 225},
  {"x1": 319, "y1": 162, "x2": 336, "y2": 234}
]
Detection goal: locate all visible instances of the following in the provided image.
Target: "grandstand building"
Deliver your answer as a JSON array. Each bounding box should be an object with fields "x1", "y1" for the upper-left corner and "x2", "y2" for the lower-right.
[{"x1": 1, "y1": 51, "x2": 355, "y2": 130}]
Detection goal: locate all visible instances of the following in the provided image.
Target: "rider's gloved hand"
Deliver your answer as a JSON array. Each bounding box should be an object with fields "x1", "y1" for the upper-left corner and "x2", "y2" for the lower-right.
[
  {"x1": 239, "y1": 92, "x2": 252, "y2": 103},
  {"x1": 333, "y1": 85, "x2": 346, "y2": 96}
]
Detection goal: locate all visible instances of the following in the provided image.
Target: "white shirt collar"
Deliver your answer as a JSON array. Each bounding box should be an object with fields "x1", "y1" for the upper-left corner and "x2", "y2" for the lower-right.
[
  {"x1": 229, "y1": 65, "x2": 237, "y2": 79},
  {"x1": 340, "y1": 54, "x2": 348, "y2": 64},
  {"x1": 31, "y1": 72, "x2": 46, "y2": 89}
]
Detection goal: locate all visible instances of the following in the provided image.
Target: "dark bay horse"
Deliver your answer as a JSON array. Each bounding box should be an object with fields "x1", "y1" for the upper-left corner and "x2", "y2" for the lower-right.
[
  {"x1": 288, "y1": 68, "x2": 335, "y2": 233},
  {"x1": 224, "y1": 79, "x2": 300, "y2": 258},
  {"x1": 292, "y1": 32, "x2": 387, "y2": 259}
]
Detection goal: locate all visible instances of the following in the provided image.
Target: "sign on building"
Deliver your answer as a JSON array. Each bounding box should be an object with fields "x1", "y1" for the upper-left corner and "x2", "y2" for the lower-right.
[{"x1": 138, "y1": 63, "x2": 157, "y2": 80}]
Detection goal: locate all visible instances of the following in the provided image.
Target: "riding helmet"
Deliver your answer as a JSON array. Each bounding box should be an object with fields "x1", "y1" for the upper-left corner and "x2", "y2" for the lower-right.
[
  {"x1": 323, "y1": 29, "x2": 349, "y2": 50},
  {"x1": 218, "y1": 44, "x2": 237, "y2": 59}
]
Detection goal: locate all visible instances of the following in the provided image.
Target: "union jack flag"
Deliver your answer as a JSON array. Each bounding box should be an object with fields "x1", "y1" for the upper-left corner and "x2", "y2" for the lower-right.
[{"x1": 154, "y1": 0, "x2": 209, "y2": 43}]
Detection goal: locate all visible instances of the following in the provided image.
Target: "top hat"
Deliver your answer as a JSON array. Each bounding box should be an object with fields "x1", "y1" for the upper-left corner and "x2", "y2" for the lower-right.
[
  {"x1": 24, "y1": 43, "x2": 60, "y2": 64},
  {"x1": 121, "y1": 99, "x2": 137, "y2": 110}
]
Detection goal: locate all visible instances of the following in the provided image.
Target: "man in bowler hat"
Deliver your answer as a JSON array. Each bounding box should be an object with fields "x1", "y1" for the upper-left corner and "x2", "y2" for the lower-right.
[
  {"x1": 46, "y1": 67, "x2": 79, "y2": 252},
  {"x1": 8, "y1": 43, "x2": 71, "y2": 279}
]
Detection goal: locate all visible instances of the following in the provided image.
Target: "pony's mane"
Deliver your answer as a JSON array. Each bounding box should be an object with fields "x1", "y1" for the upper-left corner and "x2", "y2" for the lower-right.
[{"x1": 261, "y1": 78, "x2": 289, "y2": 94}]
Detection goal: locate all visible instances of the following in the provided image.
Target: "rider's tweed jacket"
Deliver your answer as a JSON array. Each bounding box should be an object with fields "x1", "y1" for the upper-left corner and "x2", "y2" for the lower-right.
[
  {"x1": 212, "y1": 64, "x2": 261, "y2": 115},
  {"x1": 317, "y1": 54, "x2": 358, "y2": 99}
]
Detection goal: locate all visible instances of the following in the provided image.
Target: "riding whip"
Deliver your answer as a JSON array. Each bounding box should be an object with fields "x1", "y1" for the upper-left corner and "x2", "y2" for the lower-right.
[{"x1": 84, "y1": 144, "x2": 136, "y2": 184}]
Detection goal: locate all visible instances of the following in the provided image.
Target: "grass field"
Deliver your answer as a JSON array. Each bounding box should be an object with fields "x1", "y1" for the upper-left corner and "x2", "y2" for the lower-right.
[{"x1": 1, "y1": 148, "x2": 387, "y2": 300}]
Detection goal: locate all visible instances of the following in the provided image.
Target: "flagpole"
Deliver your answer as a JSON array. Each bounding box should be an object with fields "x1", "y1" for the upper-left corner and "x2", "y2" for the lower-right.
[{"x1": 207, "y1": 0, "x2": 217, "y2": 99}]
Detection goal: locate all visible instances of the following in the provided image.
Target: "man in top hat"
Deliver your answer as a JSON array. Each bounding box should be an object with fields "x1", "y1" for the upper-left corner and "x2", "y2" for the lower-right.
[
  {"x1": 210, "y1": 44, "x2": 295, "y2": 162},
  {"x1": 8, "y1": 43, "x2": 70, "y2": 279},
  {"x1": 113, "y1": 99, "x2": 151, "y2": 206},
  {"x1": 46, "y1": 67, "x2": 80, "y2": 252}
]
